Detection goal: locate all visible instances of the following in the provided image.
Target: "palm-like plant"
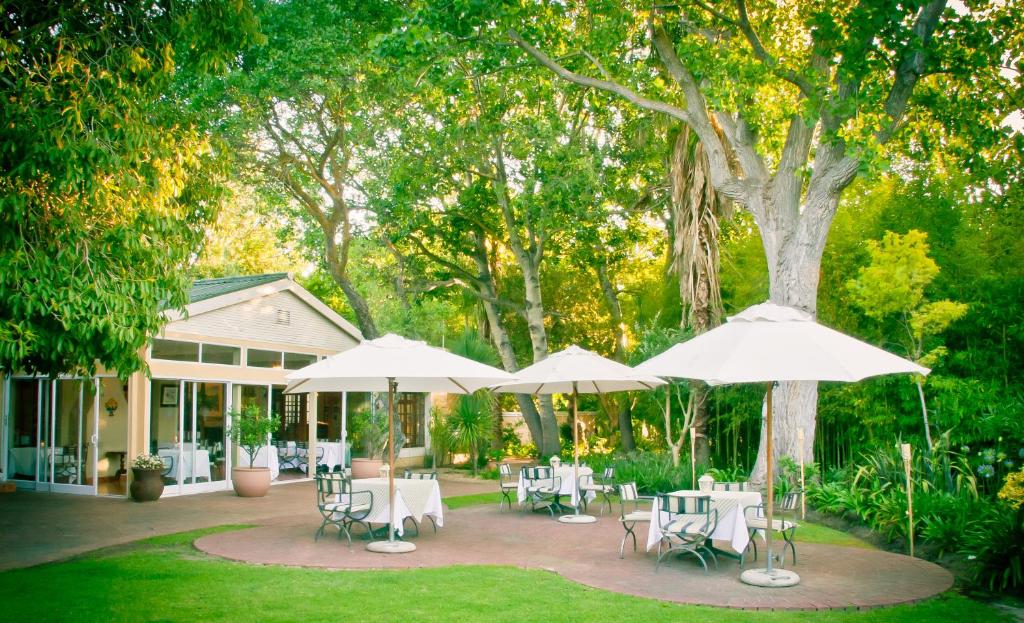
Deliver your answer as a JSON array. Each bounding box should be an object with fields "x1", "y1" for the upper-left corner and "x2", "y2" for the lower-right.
[{"x1": 448, "y1": 391, "x2": 494, "y2": 476}]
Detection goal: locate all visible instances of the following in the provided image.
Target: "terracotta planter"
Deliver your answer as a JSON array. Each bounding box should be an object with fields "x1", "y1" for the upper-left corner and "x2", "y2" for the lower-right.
[
  {"x1": 351, "y1": 457, "x2": 383, "y2": 479},
  {"x1": 232, "y1": 467, "x2": 271, "y2": 497},
  {"x1": 130, "y1": 467, "x2": 164, "y2": 502}
]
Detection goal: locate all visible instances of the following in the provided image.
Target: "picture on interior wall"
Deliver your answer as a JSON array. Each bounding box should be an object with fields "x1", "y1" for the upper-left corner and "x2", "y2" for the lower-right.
[{"x1": 160, "y1": 384, "x2": 178, "y2": 407}]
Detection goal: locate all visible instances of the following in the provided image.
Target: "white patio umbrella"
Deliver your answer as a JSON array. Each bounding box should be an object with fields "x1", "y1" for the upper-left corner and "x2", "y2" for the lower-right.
[
  {"x1": 285, "y1": 333, "x2": 515, "y2": 553},
  {"x1": 490, "y1": 345, "x2": 665, "y2": 524},
  {"x1": 635, "y1": 302, "x2": 928, "y2": 586}
]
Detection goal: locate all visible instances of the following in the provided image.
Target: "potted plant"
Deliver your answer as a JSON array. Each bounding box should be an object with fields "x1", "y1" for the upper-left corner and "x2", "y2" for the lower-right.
[
  {"x1": 227, "y1": 404, "x2": 280, "y2": 497},
  {"x1": 350, "y1": 409, "x2": 407, "y2": 478},
  {"x1": 130, "y1": 454, "x2": 166, "y2": 502}
]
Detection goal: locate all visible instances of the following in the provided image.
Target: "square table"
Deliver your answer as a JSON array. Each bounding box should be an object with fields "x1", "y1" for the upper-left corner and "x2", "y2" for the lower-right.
[
  {"x1": 343, "y1": 477, "x2": 444, "y2": 537},
  {"x1": 646, "y1": 489, "x2": 763, "y2": 555}
]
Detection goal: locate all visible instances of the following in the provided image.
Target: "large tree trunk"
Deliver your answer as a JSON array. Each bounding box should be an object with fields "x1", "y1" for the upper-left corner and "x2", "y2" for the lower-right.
[
  {"x1": 596, "y1": 260, "x2": 636, "y2": 451},
  {"x1": 747, "y1": 187, "x2": 834, "y2": 484},
  {"x1": 468, "y1": 230, "x2": 548, "y2": 453},
  {"x1": 325, "y1": 236, "x2": 378, "y2": 339}
]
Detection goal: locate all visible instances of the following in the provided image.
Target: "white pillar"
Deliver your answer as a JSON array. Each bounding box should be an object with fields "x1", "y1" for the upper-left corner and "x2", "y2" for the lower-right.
[{"x1": 340, "y1": 391, "x2": 347, "y2": 470}]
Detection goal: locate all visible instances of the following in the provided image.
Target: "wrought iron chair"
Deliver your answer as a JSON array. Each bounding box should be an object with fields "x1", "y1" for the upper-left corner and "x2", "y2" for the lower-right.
[
  {"x1": 497, "y1": 463, "x2": 519, "y2": 511},
  {"x1": 275, "y1": 441, "x2": 299, "y2": 471},
  {"x1": 160, "y1": 455, "x2": 176, "y2": 485},
  {"x1": 656, "y1": 493, "x2": 719, "y2": 573},
  {"x1": 712, "y1": 481, "x2": 749, "y2": 492},
  {"x1": 742, "y1": 490, "x2": 800, "y2": 567},
  {"x1": 617, "y1": 482, "x2": 653, "y2": 558},
  {"x1": 579, "y1": 466, "x2": 616, "y2": 515},
  {"x1": 402, "y1": 469, "x2": 438, "y2": 480},
  {"x1": 314, "y1": 473, "x2": 372, "y2": 547},
  {"x1": 298, "y1": 444, "x2": 326, "y2": 475},
  {"x1": 520, "y1": 466, "x2": 562, "y2": 518}
]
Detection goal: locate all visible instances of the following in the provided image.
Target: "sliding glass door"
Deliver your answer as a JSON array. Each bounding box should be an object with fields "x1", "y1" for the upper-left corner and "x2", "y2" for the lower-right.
[
  {"x1": 4, "y1": 377, "x2": 97, "y2": 494},
  {"x1": 149, "y1": 379, "x2": 230, "y2": 495}
]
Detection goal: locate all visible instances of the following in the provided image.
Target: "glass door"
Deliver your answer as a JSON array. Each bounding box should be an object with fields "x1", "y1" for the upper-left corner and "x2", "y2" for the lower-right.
[
  {"x1": 6, "y1": 379, "x2": 41, "y2": 483},
  {"x1": 48, "y1": 379, "x2": 98, "y2": 494},
  {"x1": 149, "y1": 379, "x2": 229, "y2": 495}
]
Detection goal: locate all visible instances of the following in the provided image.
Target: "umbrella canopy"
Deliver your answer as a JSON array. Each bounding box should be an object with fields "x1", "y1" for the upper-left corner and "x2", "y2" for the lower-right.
[
  {"x1": 284, "y1": 333, "x2": 514, "y2": 553},
  {"x1": 490, "y1": 345, "x2": 665, "y2": 394},
  {"x1": 633, "y1": 302, "x2": 927, "y2": 586},
  {"x1": 285, "y1": 333, "x2": 515, "y2": 394},
  {"x1": 491, "y1": 345, "x2": 664, "y2": 524},
  {"x1": 634, "y1": 302, "x2": 929, "y2": 383}
]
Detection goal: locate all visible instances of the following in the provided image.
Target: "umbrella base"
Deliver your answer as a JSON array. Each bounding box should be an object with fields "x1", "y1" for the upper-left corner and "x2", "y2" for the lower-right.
[
  {"x1": 366, "y1": 540, "x2": 417, "y2": 554},
  {"x1": 558, "y1": 514, "x2": 597, "y2": 524},
  {"x1": 740, "y1": 568, "x2": 800, "y2": 587}
]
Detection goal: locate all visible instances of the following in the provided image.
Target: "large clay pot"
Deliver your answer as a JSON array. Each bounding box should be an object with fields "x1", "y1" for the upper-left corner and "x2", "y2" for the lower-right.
[
  {"x1": 130, "y1": 467, "x2": 164, "y2": 502},
  {"x1": 232, "y1": 467, "x2": 271, "y2": 497},
  {"x1": 351, "y1": 458, "x2": 383, "y2": 479}
]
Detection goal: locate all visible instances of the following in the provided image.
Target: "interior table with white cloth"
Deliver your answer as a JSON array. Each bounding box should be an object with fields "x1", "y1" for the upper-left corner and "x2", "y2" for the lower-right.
[
  {"x1": 157, "y1": 446, "x2": 213, "y2": 483},
  {"x1": 337, "y1": 477, "x2": 444, "y2": 537},
  {"x1": 646, "y1": 489, "x2": 763, "y2": 558},
  {"x1": 517, "y1": 465, "x2": 596, "y2": 511}
]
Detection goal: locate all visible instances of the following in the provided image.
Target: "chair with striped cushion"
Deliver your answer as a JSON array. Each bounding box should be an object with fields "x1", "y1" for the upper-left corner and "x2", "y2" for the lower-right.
[
  {"x1": 314, "y1": 473, "x2": 372, "y2": 547},
  {"x1": 617, "y1": 482, "x2": 653, "y2": 558},
  {"x1": 579, "y1": 467, "x2": 616, "y2": 515},
  {"x1": 656, "y1": 493, "x2": 719, "y2": 573},
  {"x1": 743, "y1": 490, "x2": 800, "y2": 567},
  {"x1": 498, "y1": 463, "x2": 519, "y2": 511},
  {"x1": 403, "y1": 471, "x2": 438, "y2": 480},
  {"x1": 712, "y1": 481, "x2": 748, "y2": 492},
  {"x1": 276, "y1": 441, "x2": 299, "y2": 471},
  {"x1": 520, "y1": 466, "x2": 562, "y2": 518}
]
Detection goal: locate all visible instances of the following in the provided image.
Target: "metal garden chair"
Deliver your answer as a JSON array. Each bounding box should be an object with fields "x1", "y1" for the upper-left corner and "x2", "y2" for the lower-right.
[
  {"x1": 275, "y1": 441, "x2": 299, "y2": 471},
  {"x1": 497, "y1": 463, "x2": 519, "y2": 511},
  {"x1": 579, "y1": 466, "x2": 616, "y2": 515},
  {"x1": 160, "y1": 455, "x2": 176, "y2": 485},
  {"x1": 617, "y1": 482, "x2": 653, "y2": 558},
  {"x1": 314, "y1": 473, "x2": 372, "y2": 547},
  {"x1": 656, "y1": 493, "x2": 719, "y2": 573},
  {"x1": 742, "y1": 490, "x2": 800, "y2": 567},
  {"x1": 712, "y1": 481, "x2": 749, "y2": 492},
  {"x1": 520, "y1": 466, "x2": 562, "y2": 518},
  {"x1": 403, "y1": 470, "x2": 438, "y2": 480},
  {"x1": 299, "y1": 444, "x2": 326, "y2": 474}
]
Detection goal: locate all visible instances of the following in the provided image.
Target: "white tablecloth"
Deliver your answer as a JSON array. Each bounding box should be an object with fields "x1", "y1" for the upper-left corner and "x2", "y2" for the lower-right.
[
  {"x1": 344, "y1": 477, "x2": 444, "y2": 537},
  {"x1": 158, "y1": 448, "x2": 212, "y2": 482},
  {"x1": 8, "y1": 447, "x2": 41, "y2": 477},
  {"x1": 517, "y1": 465, "x2": 595, "y2": 506},
  {"x1": 251, "y1": 446, "x2": 280, "y2": 480},
  {"x1": 646, "y1": 489, "x2": 762, "y2": 553},
  {"x1": 298, "y1": 441, "x2": 346, "y2": 473}
]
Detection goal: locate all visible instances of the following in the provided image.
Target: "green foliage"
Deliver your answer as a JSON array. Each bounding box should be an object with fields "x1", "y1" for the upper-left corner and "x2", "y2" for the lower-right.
[
  {"x1": 351, "y1": 408, "x2": 404, "y2": 461},
  {"x1": 227, "y1": 404, "x2": 280, "y2": 468},
  {"x1": 448, "y1": 392, "x2": 495, "y2": 476},
  {"x1": 0, "y1": 1, "x2": 261, "y2": 377},
  {"x1": 587, "y1": 452, "x2": 695, "y2": 496}
]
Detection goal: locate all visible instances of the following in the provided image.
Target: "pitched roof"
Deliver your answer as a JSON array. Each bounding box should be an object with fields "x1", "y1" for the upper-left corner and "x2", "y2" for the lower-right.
[{"x1": 188, "y1": 273, "x2": 290, "y2": 304}]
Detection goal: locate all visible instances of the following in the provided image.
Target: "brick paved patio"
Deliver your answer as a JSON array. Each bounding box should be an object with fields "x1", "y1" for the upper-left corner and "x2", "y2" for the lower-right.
[{"x1": 195, "y1": 501, "x2": 953, "y2": 610}]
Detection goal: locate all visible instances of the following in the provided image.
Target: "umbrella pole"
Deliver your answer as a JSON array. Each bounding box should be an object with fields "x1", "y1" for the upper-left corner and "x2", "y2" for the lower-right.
[
  {"x1": 765, "y1": 381, "x2": 775, "y2": 573},
  {"x1": 367, "y1": 377, "x2": 416, "y2": 553},
  {"x1": 739, "y1": 381, "x2": 798, "y2": 586},
  {"x1": 559, "y1": 381, "x2": 595, "y2": 524}
]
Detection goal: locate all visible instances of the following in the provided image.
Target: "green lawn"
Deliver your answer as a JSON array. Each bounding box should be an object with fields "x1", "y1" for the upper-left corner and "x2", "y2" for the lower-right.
[{"x1": 0, "y1": 526, "x2": 1008, "y2": 622}]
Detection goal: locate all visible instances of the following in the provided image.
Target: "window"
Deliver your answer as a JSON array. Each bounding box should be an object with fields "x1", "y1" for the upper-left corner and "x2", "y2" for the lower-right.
[
  {"x1": 247, "y1": 349, "x2": 281, "y2": 368},
  {"x1": 397, "y1": 393, "x2": 425, "y2": 448},
  {"x1": 151, "y1": 339, "x2": 199, "y2": 362},
  {"x1": 283, "y1": 352, "x2": 317, "y2": 370},
  {"x1": 201, "y1": 344, "x2": 241, "y2": 365}
]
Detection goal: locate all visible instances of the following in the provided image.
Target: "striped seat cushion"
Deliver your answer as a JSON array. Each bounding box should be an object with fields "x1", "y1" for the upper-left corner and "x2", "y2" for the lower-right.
[
  {"x1": 324, "y1": 502, "x2": 371, "y2": 513},
  {"x1": 499, "y1": 481, "x2": 519, "y2": 490},
  {"x1": 666, "y1": 518, "x2": 710, "y2": 535},
  {"x1": 621, "y1": 511, "x2": 652, "y2": 522},
  {"x1": 746, "y1": 517, "x2": 796, "y2": 531}
]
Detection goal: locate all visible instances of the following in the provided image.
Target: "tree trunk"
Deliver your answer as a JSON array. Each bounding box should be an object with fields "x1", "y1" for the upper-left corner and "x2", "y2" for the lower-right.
[
  {"x1": 325, "y1": 237, "x2": 378, "y2": 339},
  {"x1": 916, "y1": 380, "x2": 934, "y2": 451},
  {"x1": 596, "y1": 260, "x2": 636, "y2": 451},
  {"x1": 468, "y1": 230, "x2": 548, "y2": 453},
  {"x1": 748, "y1": 189, "x2": 833, "y2": 484}
]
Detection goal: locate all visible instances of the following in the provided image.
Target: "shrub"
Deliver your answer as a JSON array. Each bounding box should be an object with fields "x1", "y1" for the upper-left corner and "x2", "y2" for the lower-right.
[{"x1": 227, "y1": 404, "x2": 280, "y2": 468}]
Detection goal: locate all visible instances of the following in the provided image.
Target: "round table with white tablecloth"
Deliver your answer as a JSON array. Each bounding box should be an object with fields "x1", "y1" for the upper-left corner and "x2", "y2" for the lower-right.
[
  {"x1": 646, "y1": 489, "x2": 763, "y2": 554},
  {"x1": 517, "y1": 464, "x2": 595, "y2": 507}
]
